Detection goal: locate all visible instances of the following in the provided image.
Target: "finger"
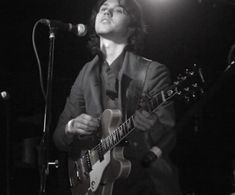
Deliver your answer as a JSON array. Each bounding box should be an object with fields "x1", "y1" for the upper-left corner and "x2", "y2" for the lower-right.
[
  {"x1": 80, "y1": 114, "x2": 100, "y2": 127},
  {"x1": 134, "y1": 113, "x2": 149, "y2": 131},
  {"x1": 139, "y1": 110, "x2": 151, "y2": 118},
  {"x1": 65, "y1": 121, "x2": 92, "y2": 136},
  {"x1": 76, "y1": 128, "x2": 94, "y2": 135},
  {"x1": 72, "y1": 115, "x2": 98, "y2": 130},
  {"x1": 134, "y1": 111, "x2": 156, "y2": 130},
  {"x1": 70, "y1": 122, "x2": 95, "y2": 135},
  {"x1": 135, "y1": 111, "x2": 149, "y2": 125},
  {"x1": 73, "y1": 121, "x2": 98, "y2": 134}
]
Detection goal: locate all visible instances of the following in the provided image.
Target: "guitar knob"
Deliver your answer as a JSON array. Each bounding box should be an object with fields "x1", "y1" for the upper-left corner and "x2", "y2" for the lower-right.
[{"x1": 91, "y1": 181, "x2": 96, "y2": 189}]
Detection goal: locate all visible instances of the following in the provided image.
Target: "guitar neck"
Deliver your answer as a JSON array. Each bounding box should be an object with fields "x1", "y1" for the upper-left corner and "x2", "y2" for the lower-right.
[
  {"x1": 91, "y1": 87, "x2": 177, "y2": 157},
  {"x1": 100, "y1": 115, "x2": 135, "y2": 154}
]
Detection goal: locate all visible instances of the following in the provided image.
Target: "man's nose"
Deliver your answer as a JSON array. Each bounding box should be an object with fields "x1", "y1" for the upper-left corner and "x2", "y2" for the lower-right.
[{"x1": 104, "y1": 8, "x2": 113, "y2": 17}]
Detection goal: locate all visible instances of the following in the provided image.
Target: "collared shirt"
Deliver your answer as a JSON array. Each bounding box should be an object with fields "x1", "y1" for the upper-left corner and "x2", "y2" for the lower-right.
[{"x1": 100, "y1": 51, "x2": 125, "y2": 110}]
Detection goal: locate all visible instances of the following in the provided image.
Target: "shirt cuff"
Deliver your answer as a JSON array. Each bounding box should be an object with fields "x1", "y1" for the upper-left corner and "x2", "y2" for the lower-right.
[{"x1": 64, "y1": 119, "x2": 74, "y2": 145}]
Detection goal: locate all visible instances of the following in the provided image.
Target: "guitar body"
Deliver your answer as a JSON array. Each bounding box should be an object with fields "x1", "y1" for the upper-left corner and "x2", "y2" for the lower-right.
[{"x1": 68, "y1": 109, "x2": 131, "y2": 195}]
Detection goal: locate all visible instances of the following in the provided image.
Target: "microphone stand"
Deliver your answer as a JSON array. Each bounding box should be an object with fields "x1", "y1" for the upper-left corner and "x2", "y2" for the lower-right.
[
  {"x1": 1, "y1": 92, "x2": 11, "y2": 195},
  {"x1": 38, "y1": 26, "x2": 58, "y2": 195}
]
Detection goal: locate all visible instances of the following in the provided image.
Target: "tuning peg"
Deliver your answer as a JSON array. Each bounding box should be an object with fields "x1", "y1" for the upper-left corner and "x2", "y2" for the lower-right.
[
  {"x1": 176, "y1": 90, "x2": 182, "y2": 95},
  {"x1": 192, "y1": 83, "x2": 198, "y2": 88},
  {"x1": 177, "y1": 74, "x2": 182, "y2": 80},
  {"x1": 191, "y1": 92, "x2": 196, "y2": 98},
  {"x1": 174, "y1": 81, "x2": 180, "y2": 85},
  {"x1": 184, "y1": 95, "x2": 190, "y2": 102},
  {"x1": 200, "y1": 88, "x2": 204, "y2": 94},
  {"x1": 189, "y1": 70, "x2": 195, "y2": 76},
  {"x1": 186, "y1": 68, "x2": 195, "y2": 76}
]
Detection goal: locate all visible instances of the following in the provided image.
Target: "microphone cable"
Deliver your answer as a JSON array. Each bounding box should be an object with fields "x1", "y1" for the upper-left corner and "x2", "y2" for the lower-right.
[{"x1": 32, "y1": 19, "x2": 46, "y2": 101}]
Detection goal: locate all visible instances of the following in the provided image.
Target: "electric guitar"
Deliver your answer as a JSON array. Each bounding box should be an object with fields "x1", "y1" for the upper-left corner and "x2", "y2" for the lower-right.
[{"x1": 68, "y1": 64, "x2": 205, "y2": 195}]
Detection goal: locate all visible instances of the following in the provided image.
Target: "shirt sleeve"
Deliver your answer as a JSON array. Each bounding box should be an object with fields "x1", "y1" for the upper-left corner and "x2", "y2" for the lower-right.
[{"x1": 53, "y1": 67, "x2": 86, "y2": 151}]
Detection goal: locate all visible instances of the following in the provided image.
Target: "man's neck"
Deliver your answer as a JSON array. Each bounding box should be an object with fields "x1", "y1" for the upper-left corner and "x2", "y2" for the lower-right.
[{"x1": 100, "y1": 38, "x2": 127, "y2": 65}]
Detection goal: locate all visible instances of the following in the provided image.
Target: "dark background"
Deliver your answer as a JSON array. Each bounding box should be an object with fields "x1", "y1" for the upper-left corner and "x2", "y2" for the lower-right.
[{"x1": 1, "y1": 0, "x2": 235, "y2": 195}]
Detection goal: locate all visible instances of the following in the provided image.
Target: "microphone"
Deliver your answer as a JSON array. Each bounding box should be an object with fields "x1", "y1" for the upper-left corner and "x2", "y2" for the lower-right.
[
  {"x1": 39, "y1": 19, "x2": 87, "y2": 37},
  {"x1": 1, "y1": 91, "x2": 10, "y2": 100}
]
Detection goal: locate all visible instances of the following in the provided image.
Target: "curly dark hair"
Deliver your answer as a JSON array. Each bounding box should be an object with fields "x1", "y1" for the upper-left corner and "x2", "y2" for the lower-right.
[{"x1": 87, "y1": 0, "x2": 147, "y2": 55}]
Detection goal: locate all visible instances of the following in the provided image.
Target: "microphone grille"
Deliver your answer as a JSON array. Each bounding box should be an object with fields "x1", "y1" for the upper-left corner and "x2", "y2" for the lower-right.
[{"x1": 76, "y1": 24, "x2": 87, "y2": 36}]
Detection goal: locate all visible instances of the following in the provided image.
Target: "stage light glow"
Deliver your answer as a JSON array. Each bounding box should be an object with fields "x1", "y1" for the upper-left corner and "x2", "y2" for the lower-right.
[{"x1": 139, "y1": 0, "x2": 177, "y2": 5}]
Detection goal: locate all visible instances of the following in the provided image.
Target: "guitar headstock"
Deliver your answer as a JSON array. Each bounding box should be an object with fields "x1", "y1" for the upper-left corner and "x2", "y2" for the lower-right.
[
  {"x1": 137, "y1": 64, "x2": 205, "y2": 113},
  {"x1": 173, "y1": 64, "x2": 205, "y2": 102}
]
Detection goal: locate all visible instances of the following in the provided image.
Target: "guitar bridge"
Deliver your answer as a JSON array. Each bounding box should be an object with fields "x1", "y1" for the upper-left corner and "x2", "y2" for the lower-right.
[
  {"x1": 98, "y1": 141, "x2": 104, "y2": 161},
  {"x1": 85, "y1": 150, "x2": 92, "y2": 172}
]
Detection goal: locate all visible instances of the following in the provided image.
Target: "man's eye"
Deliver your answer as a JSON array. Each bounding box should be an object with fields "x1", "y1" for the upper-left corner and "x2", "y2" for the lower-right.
[
  {"x1": 114, "y1": 7, "x2": 124, "y2": 14},
  {"x1": 115, "y1": 8, "x2": 123, "y2": 13},
  {"x1": 99, "y1": 7, "x2": 107, "y2": 12}
]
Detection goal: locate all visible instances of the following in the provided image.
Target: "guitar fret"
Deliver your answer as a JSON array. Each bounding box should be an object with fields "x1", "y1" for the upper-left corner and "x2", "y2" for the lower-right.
[
  {"x1": 97, "y1": 143, "x2": 104, "y2": 161},
  {"x1": 100, "y1": 139, "x2": 106, "y2": 152},
  {"x1": 108, "y1": 136, "x2": 112, "y2": 147},
  {"x1": 127, "y1": 118, "x2": 133, "y2": 131},
  {"x1": 102, "y1": 139, "x2": 107, "y2": 153},
  {"x1": 119, "y1": 126, "x2": 123, "y2": 137},
  {"x1": 125, "y1": 122, "x2": 129, "y2": 133},
  {"x1": 109, "y1": 136, "x2": 112, "y2": 146},
  {"x1": 111, "y1": 132, "x2": 115, "y2": 143},
  {"x1": 104, "y1": 137, "x2": 108, "y2": 149},
  {"x1": 122, "y1": 122, "x2": 127, "y2": 134},
  {"x1": 116, "y1": 128, "x2": 121, "y2": 140},
  {"x1": 113, "y1": 131, "x2": 118, "y2": 143},
  {"x1": 125, "y1": 120, "x2": 129, "y2": 131}
]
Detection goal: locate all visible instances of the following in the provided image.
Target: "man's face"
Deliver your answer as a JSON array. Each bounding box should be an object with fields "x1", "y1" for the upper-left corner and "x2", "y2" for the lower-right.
[{"x1": 95, "y1": 0, "x2": 131, "y2": 42}]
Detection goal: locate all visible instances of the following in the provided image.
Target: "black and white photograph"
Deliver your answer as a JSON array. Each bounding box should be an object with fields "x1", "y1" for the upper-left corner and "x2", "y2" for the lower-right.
[{"x1": 1, "y1": 0, "x2": 235, "y2": 195}]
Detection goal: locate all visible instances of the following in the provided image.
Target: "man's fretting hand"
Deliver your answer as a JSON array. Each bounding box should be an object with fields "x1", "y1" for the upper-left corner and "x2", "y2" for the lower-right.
[{"x1": 133, "y1": 110, "x2": 158, "y2": 132}]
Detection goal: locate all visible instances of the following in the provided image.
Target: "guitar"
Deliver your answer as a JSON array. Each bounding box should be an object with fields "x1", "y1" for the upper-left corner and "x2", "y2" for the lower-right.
[{"x1": 68, "y1": 64, "x2": 205, "y2": 195}]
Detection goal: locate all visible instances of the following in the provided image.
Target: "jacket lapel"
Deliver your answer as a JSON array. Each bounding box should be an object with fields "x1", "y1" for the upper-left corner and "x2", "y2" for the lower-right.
[
  {"x1": 118, "y1": 52, "x2": 151, "y2": 119},
  {"x1": 118, "y1": 52, "x2": 139, "y2": 119},
  {"x1": 86, "y1": 55, "x2": 103, "y2": 116}
]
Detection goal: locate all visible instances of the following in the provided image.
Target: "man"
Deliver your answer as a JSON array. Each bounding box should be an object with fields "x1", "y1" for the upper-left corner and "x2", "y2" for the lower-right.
[{"x1": 53, "y1": 0, "x2": 182, "y2": 194}]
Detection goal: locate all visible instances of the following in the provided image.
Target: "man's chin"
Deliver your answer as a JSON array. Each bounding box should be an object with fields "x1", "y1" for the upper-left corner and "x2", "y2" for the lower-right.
[{"x1": 96, "y1": 31, "x2": 114, "y2": 38}]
